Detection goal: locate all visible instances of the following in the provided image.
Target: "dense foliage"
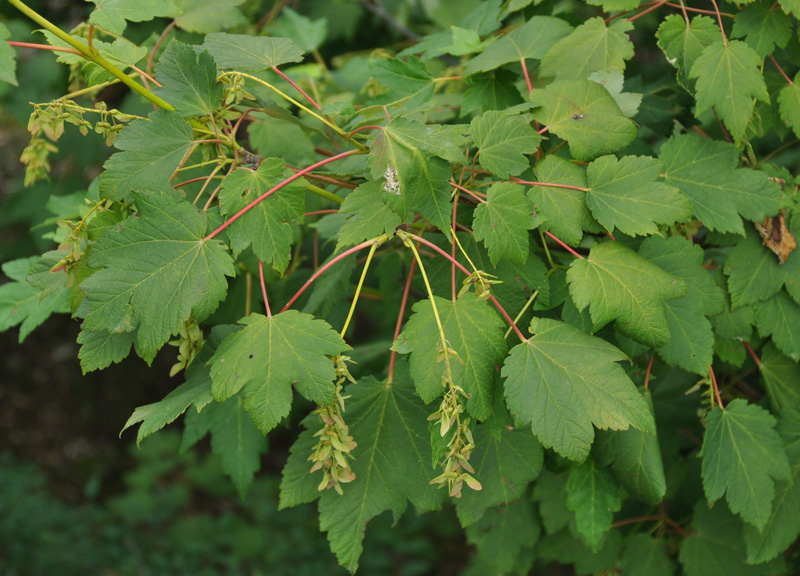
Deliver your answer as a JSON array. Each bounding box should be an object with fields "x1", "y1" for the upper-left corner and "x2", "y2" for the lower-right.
[{"x1": 1, "y1": 0, "x2": 800, "y2": 573}]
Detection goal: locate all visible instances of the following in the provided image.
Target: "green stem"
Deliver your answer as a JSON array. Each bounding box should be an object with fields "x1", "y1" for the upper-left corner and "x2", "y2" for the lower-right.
[
  {"x1": 340, "y1": 241, "x2": 383, "y2": 338},
  {"x1": 220, "y1": 71, "x2": 368, "y2": 152},
  {"x1": 8, "y1": 0, "x2": 176, "y2": 112},
  {"x1": 397, "y1": 230, "x2": 455, "y2": 388},
  {"x1": 306, "y1": 182, "x2": 344, "y2": 204},
  {"x1": 505, "y1": 291, "x2": 538, "y2": 340}
]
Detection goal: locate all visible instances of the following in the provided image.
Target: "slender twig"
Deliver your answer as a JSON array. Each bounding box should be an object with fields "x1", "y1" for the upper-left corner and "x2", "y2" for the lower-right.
[
  {"x1": 451, "y1": 193, "x2": 459, "y2": 302},
  {"x1": 8, "y1": 0, "x2": 175, "y2": 111},
  {"x1": 709, "y1": 366, "x2": 724, "y2": 410},
  {"x1": 305, "y1": 209, "x2": 339, "y2": 218},
  {"x1": 505, "y1": 291, "x2": 538, "y2": 340},
  {"x1": 665, "y1": 2, "x2": 735, "y2": 17},
  {"x1": 769, "y1": 55, "x2": 795, "y2": 86},
  {"x1": 520, "y1": 57, "x2": 533, "y2": 94},
  {"x1": 272, "y1": 66, "x2": 322, "y2": 111},
  {"x1": 340, "y1": 241, "x2": 383, "y2": 338},
  {"x1": 206, "y1": 149, "x2": 361, "y2": 240},
  {"x1": 147, "y1": 20, "x2": 176, "y2": 75},
  {"x1": 388, "y1": 258, "x2": 418, "y2": 385},
  {"x1": 280, "y1": 238, "x2": 378, "y2": 313},
  {"x1": 743, "y1": 341, "x2": 762, "y2": 367},
  {"x1": 451, "y1": 181, "x2": 486, "y2": 204},
  {"x1": 712, "y1": 108, "x2": 732, "y2": 143},
  {"x1": 512, "y1": 177, "x2": 589, "y2": 192},
  {"x1": 259, "y1": 260, "x2": 272, "y2": 318},
  {"x1": 626, "y1": 0, "x2": 669, "y2": 22},
  {"x1": 285, "y1": 165, "x2": 358, "y2": 190},
  {"x1": 400, "y1": 231, "x2": 526, "y2": 341},
  {"x1": 347, "y1": 125, "x2": 384, "y2": 138},
  {"x1": 644, "y1": 355, "x2": 655, "y2": 392},
  {"x1": 708, "y1": 0, "x2": 727, "y2": 45},
  {"x1": 544, "y1": 231, "x2": 585, "y2": 259},
  {"x1": 6, "y1": 40, "x2": 81, "y2": 55}
]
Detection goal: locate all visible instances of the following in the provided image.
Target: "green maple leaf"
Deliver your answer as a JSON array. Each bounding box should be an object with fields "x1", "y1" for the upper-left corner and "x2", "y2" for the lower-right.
[
  {"x1": 780, "y1": 0, "x2": 800, "y2": 16},
  {"x1": 369, "y1": 125, "x2": 452, "y2": 239},
  {"x1": 620, "y1": 534, "x2": 675, "y2": 576},
  {"x1": 205, "y1": 395, "x2": 266, "y2": 498},
  {"x1": 455, "y1": 425, "x2": 544, "y2": 526},
  {"x1": 470, "y1": 110, "x2": 540, "y2": 178},
  {"x1": 270, "y1": 7, "x2": 327, "y2": 53},
  {"x1": 393, "y1": 293, "x2": 507, "y2": 420},
  {"x1": 461, "y1": 70, "x2": 524, "y2": 116},
  {"x1": 153, "y1": 40, "x2": 222, "y2": 118},
  {"x1": 529, "y1": 156, "x2": 598, "y2": 247},
  {"x1": 278, "y1": 414, "x2": 321, "y2": 509},
  {"x1": 540, "y1": 18, "x2": 634, "y2": 80},
  {"x1": 465, "y1": 500, "x2": 540, "y2": 574},
  {"x1": 429, "y1": 232, "x2": 549, "y2": 316},
  {"x1": 317, "y1": 375, "x2": 444, "y2": 572},
  {"x1": 586, "y1": 155, "x2": 691, "y2": 236},
  {"x1": 585, "y1": 0, "x2": 641, "y2": 10},
  {"x1": 0, "y1": 23, "x2": 18, "y2": 86},
  {"x1": 760, "y1": 343, "x2": 800, "y2": 414},
  {"x1": 336, "y1": 181, "x2": 402, "y2": 251},
  {"x1": 77, "y1": 328, "x2": 135, "y2": 373},
  {"x1": 98, "y1": 110, "x2": 195, "y2": 201},
  {"x1": 473, "y1": 183, "x2": 537, "y2": 265},
  {"x1": 376, "y1": 117, "x2": 466, "y2": 165},
  {"x1": 0, "y1": 257, "x2": 69, "y2": 343},
  {"x1": 81, "y1": 190, "x2": 235, "y2": 359},
  {"x1": 209, "y1": 310, "x2": 350, "y2": 434},
  {"x1": 660, "y1": 133, "x2": 782, "y2": 234},
  {"x1": 778, "y1": 74, "x2": 800, "y2": 139},
  {"x1": 201, "y1": 33, "x2": 304, "y2": 71},
  {"x1": 594, "y1": 391, "x2": 666, "y2": 505},
  {"x1": 743, "y1": 410, "x2": 800, "y2": 564},
  {"x1": 566, "y1": 457, "x2": 621, "y2": 551},
  {"x1": 218, "y1": 158, "x2": 305, "y2": 273},
  {"x1": 587, "y1": 69, "x2": 642, "y2": 118},
  {"x1": 171, "y1": 0, "x2": 246, "y2": 34},
  {"x1": 369, "y1": 55, "x2": 435, "y2": 107},
  {"x1": 567, "y1": 241, "x2": 686, "y2": 347},
  {"x1": 656, "y1": 15, "x2": 718, "y2": 90},
  {"x1": 689, "y1": 40, "x2": 769, "y2": 142},
  {"x1": 701, "y1": 399, "x2": 791, "y2": 531},
  {"x1": 87, "y1": 0, "x2": 178, "y2": 35},
  {"x1": 640, "y1": 235, "x2": 725, "y2": 375},
  {"x1": 754, "y1": 291, "x2": 800, "y2": 361},
  {"x1": 462, "y1": 16, "x2": 573, "y2": 75},
  {"x1": 680, "y1": 500, "x2": 784, "y2": 576},
  {"x1": 532, "y1": 471, "x2": 571, "y2": 535},
  {"x1": 121, "y1": 324, "x2": 236, "y2": 445},
  {"x1": 731, "y1": 1, "x2": 793, "y2": 58},
  {"x1": 724, "y1": 229, "x2": 789, "y2": 307},
  {"x1": 502, "y1": 318, "x2": 655, "y2": 461},
  {"x1": 532, "y1": 80, "x2": 637, "y2": 162}
]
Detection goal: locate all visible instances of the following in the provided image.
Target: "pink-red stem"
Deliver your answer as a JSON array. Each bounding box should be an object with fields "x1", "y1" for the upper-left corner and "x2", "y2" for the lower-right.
[
  {"x1": 544, "y1": 230, "x2": 584, "y2": 259},
  {"x1": 258, "y1": 260, "x2": 272, "y2": 318},
  {"x1": 205, "y1": 149, "x2": 361, "y2": 241},
  {"x1": 403, "y1": 232, "x2": 527, "y2": 342},
  {"x1": 644, "y1": 355, "x2": 654, "y2": 392},
  {"x1": 280, "y1": 239, "x2": 374, "y2": 313},
  {"x1": 520, "y1": 57, "x2": 533, "y2": 94},
  {"x1": 388, "y1": 258, "x2": 418, "y2": 384},
  {"x1": 271, "y1": 66, "x2": 322, "y2": 111},
  {"x1": 743, "y1": 341, "x2": 762, "y2": 367},
  {"x1": 512, "y1": 177, "x2": 588, "y2": 192}
]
